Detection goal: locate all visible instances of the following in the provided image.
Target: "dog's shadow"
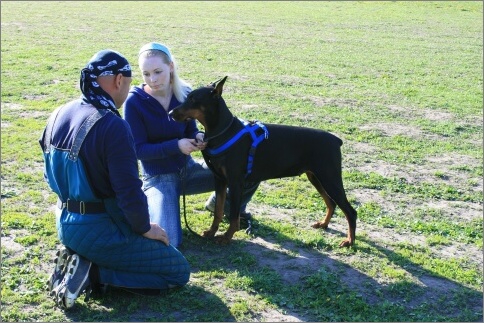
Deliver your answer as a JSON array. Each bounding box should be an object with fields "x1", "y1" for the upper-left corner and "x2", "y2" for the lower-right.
[
  {"x1": 180, "y1": 217, "x2": 483, "y2": 322},
  {"x1": 180, "y1": 219, "x2": 363, "y2": 321}
]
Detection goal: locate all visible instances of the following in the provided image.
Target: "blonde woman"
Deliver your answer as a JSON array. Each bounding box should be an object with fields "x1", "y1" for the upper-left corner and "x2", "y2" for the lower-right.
[{"x1": 124, "y1": 42, "x2": 258, "y2": 247}]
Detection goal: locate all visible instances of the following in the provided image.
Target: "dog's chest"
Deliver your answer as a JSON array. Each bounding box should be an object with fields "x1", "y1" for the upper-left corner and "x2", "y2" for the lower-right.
[
  {"x1": 206, "y1": 155, "x2": 226, "y2": 169},
  {"x1": 202, "y1": 143, "x2": 249, "y2": 179},
  {"x1": 202, "y1": 151, "x2": 226, "y2": 175}
]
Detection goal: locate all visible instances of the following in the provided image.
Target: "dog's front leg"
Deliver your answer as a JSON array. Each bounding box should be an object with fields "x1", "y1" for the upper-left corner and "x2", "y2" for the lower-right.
[
  {"x1": 215, "y1": 180, "x2": 244, "y2": 244},
  {"x1": 203, "y1": 177, "x2": 226, "y2": 239}
]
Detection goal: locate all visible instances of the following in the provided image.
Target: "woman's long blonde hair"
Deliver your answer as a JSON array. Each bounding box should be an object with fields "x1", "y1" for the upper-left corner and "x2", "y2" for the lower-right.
[{"x1": 139, "y1": 47, "x2": 191, "y2": 103}]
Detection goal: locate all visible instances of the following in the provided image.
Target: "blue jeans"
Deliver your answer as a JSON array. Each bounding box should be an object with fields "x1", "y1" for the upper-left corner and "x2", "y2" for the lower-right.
[
  {"x1": 142, "y1": 157, "x2": 259, "y2": 247},
  {"x1": 57, "y1": 199, "x2": 190, "y2": 290}
]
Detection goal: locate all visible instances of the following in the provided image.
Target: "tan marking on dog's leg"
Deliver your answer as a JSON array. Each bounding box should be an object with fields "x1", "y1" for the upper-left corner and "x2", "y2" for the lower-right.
[
  {"x1": 214, "y1": 217, "x2": 238, "y2": 245},
  {"x1": 203, "y1": 184, "x2": 227, "y2": 238},
  {"x1": 306, "y1": 172, "x2": 336, "y2": 229},
  {"x1": 338, "y1": 220, "x2": 356, "y2": 247}
]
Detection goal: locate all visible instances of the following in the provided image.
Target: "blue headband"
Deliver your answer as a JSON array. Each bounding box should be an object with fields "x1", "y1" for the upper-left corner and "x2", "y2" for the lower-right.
[{"x1": 138, "y1": 42, "x2": 172, "y2": 61}]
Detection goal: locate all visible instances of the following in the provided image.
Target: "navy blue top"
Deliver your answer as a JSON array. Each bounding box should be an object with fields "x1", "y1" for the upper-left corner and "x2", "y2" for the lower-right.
[
  {"x1": 123, "y1": 84, "x2": 199, "y2": 176},
  {"x1": 40, "y1": 99, "x2": 151, "y2": 234}
]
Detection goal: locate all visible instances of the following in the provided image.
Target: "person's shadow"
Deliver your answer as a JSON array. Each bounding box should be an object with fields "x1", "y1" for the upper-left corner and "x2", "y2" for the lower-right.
[{"x1": 63, "y1": 283, "x2": 236, "y2": 322}]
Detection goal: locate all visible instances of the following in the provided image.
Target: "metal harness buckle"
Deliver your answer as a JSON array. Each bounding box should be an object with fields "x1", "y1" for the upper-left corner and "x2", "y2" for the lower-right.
[{"x1": 79, "y1": 201, "x2": 85, "y2": 215}]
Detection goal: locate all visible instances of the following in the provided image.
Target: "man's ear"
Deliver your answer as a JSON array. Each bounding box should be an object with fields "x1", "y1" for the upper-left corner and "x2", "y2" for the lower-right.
[
  {"x1": 115, "y1": 73, "x2": 123, "y2": 89},
  {"x1": 96, "y1": 74, "x2": 119, "y2": 92}
]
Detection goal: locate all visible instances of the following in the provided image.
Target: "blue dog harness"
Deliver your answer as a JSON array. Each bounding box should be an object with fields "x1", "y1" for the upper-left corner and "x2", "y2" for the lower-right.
[{"x1": 206, "y1": 118, "x2": 269, "y2": 177}]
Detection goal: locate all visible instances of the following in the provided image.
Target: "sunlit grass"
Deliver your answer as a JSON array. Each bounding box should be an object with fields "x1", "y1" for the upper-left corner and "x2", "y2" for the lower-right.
[{"x1": 1, "y1": 1, "x2": 482, "y2": 322}]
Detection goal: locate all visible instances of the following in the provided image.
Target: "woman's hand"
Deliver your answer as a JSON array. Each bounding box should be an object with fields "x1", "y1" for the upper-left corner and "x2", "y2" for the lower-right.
[
  {"x1": 195, "y1": 133, "x2": 208, "y2": 151},
  {"x1": 195, "y1": 132, "x2": 205, "y2": 143},
  {"x1": 178, "y1": 138, "x2": 206, "y2": 154},
  {"x1": 142, "y1": 223, "x2": 170, "y2": 245}
]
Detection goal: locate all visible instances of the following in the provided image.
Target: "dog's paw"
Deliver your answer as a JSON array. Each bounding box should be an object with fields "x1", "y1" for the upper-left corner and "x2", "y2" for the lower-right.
[
  {"x1": 311, "y1": 221, "x2": 329, "y2": 230},
  {"x1": 338, "y1": 239, "x2": 354, "y2": 248},
  {"x1": 202, "y1": 229, "x2": 216, "y2": 238}
]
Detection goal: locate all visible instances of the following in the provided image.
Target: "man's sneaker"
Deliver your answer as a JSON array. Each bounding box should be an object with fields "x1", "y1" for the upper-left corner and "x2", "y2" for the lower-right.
[
  {"x1": 240, "y1": 212, "x2": 253, "y2": 233},
  {"x1": 55, "y1": 254, "x2": 92, "y2": 309},
  {"x1": 204, "y1": 198, "x2": 216, "y2": 213},
  {"x1": 48, "y1": 248, "x2": 71, "y2": 296}
]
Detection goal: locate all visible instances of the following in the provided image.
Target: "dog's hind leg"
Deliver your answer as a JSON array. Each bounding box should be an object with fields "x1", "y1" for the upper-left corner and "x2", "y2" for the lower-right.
[
  {"x1": 323, "y1": 181, "x2": 357, "y2": 247},
  {"x1": 309, "y1": 169, "x2": 357, "y2": 247},
  {"x1": 306, "y1": 171, "x2": 336, "y2": 230}
]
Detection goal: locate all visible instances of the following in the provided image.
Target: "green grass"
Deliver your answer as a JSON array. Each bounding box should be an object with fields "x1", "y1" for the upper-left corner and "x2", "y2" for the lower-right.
[{"x1": 1, "y1": 1, "x2": 482, "y2": 322}]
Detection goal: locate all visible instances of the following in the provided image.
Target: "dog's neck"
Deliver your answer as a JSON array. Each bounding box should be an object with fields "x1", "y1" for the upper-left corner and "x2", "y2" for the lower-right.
[{"x1": 204, "y1": 100, "x2": 237, "y2": 142}]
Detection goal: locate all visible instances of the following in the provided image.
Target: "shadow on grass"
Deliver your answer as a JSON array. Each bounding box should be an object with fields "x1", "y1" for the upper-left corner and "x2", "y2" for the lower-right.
[
  {"x1": 63, "y1": 284, "x2": 236, "y2": 322},
  {"x1": 356, "y1": 235, "x2": 483, "y2": 321},
  {"x1": 179, "y1": 217, "x2": 483, "y2": 322},
  {"x1": 58, "y1": 216, "x2": 482, "y2": 322}
]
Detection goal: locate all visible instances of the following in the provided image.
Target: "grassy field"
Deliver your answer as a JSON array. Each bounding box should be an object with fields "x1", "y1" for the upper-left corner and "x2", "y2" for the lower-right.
[{"x1": 1, "y1": 1, "x2": 482, "y2": 322}]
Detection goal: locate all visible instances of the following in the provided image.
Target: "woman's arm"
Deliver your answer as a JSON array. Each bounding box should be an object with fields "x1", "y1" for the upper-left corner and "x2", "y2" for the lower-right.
[{"x1": 124, "y1": 97, "x2": 182, "y2": 161}]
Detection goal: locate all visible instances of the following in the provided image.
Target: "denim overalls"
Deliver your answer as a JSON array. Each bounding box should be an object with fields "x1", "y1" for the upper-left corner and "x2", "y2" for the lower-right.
[{"x1": 41, "y1": 104, "x2": 190, "y2": 289}]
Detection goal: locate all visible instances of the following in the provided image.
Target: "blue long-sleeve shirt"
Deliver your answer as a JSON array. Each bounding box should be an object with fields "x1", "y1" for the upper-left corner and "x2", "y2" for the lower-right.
[
  {"x1": 40, "y1": 99, "x2": 151, "y2": 234},
  {"x1": 123, "y1": 85, "x2": 199, "y2": 176}
]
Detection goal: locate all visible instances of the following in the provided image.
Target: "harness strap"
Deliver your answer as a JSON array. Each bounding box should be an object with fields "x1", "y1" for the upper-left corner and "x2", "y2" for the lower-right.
[
  {"x1": 206, "y1": 119, "x2": 250, "y2": 155},
  {"x1": 244, "y1": 120, "x2": 268, "y2": 177},
  {"x1": 206, "y1": 118, "x2": 269, "y2": 177},
  {"x1": 57, "y1": 198, "x2": 106, "y2": 215},
  {"x1": 69, "y1": 109, "x2": 109, "y2": 161},
  {"x1": 44, "y1": 106, "x2": 111, "y2": 208},
  {"x1": 42, "y1": 106, "x2": 110, "y2": 161},
  {"x1": 42, "y1": 106, "x2": 63, "y2": 153}
]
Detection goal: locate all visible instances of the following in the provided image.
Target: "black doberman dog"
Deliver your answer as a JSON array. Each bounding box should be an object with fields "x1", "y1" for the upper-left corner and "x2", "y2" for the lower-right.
[{"x1": 169, "y1": 76, "x2": 357, "y2": 247}]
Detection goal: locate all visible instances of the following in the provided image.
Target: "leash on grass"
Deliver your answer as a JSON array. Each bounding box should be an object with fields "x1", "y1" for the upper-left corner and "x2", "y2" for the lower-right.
[
  {"x1": 181, "y1": 155, "x2": 254, "y2": 238},
  {"x1": 181, "y1": 155, "x2": 205, "y2": 239}
]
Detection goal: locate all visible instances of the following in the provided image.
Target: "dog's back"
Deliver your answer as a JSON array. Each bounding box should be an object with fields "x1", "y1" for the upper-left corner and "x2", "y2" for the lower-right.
[{"x1": 246, "y1": 123, "x2": 344, "y2": 182}]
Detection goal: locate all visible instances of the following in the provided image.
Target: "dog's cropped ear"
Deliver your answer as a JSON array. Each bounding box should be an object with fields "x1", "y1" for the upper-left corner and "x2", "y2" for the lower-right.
[{"x1": 211, "y1": 76, "x2": 228, "y2": 97}]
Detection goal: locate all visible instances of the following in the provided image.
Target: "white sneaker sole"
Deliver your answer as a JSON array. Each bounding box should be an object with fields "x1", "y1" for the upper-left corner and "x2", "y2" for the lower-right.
[{"x1": 55, "y1": 254, "x2": 91, "y2": 309}]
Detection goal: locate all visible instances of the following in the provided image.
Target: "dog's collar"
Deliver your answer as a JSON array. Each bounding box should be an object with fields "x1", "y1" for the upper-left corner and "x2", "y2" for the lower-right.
[{"x1": 203, "y1": 117, "x2": 236, "y2": 142}]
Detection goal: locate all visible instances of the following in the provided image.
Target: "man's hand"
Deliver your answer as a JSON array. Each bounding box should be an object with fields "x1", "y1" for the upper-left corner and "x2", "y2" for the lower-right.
[{"x1": 142, "y1": 223, "x2": 170, "y2": 245}]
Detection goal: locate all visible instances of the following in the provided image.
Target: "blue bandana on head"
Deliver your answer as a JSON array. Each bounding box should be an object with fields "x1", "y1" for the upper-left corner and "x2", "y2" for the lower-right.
[{"x1": 80, "y1": 49, "x2": 132, "y2": 117}]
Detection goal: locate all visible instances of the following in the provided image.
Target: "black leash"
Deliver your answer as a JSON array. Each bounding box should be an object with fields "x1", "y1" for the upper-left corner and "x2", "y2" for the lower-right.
[
  {"x1": 181, "y1": 155, "x2": 254, "y2": 238},
  {"x1": 181, "y1": 155, "x2": 204, "y2": 239}
]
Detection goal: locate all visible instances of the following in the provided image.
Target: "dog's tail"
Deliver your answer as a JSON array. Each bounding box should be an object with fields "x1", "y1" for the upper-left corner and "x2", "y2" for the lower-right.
[{"x1": 331, "y1": 133, "x2": 343, "y2": 147}]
